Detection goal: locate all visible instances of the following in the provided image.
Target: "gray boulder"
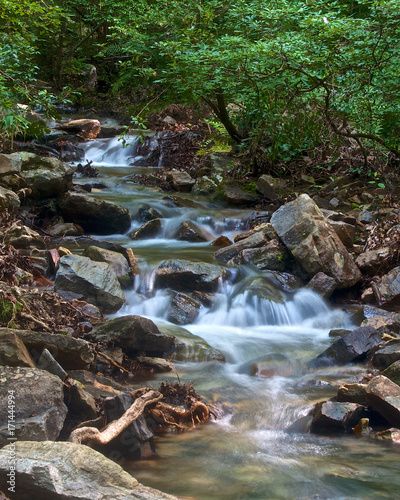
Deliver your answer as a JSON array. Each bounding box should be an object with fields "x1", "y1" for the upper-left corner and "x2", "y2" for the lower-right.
[
  {"x1": 167, "y1": 292, "x2": 202, "y2": 325},
  {"x1": 0, "y1": 441, "x2": 177, "y2": 500},
  {"x1": 129, "y1": 218, "x2": 161, "y2": 240},
  {"x1": 84, "y1": 245, "x2": 132, "y2": 288},
  {"x1": 256, "y1": 174, "x2": 286, "y2": 200},
  {"x1": 372, "y1": 266, "x2": 400, "y2": 306},
  {"x1": 0, "y1": 186, "x2": 20, "y2": 210},
  {"x1": 0, "y1": 331, "x2": 35, "y2": 368},
  {"x1": 0, "y1": 152, "x2": 21, "y2": 177},
  {"x1": 382, "y1": 361, "x2": 400, "y2": 386},
  {"x1": 228, "y1": 240, "x2": 289, "y2": 271},
  {"x1": 55, "y1": 254, "x2": 125, "y2": 313},
  {"x1": 215, "y1": 229, "x2": 271, "y2": 264},
  {"x1": 174, "y1": 220, "x2": 213, "y2": 242},
  {"x1": 271, "y1": 194, "x2": 361, "y2": 287},
  {"x1": 0, "y1": 367, "x2": 67, "y2": 445},
  {"x1": 307, "y1": 272, "x2": 337, "y2": 299},
  {"x1": 59, "y1": 192, "x2": 131, "y2": 235},
  {"x1": 167, "y1": 169, "x2": 195, "y2": 192},
  {"x1": 372, "y1": 341, "x2": 400, "y2": 370},
  {"x1": 221, "y1": 183, "x2": 259, "y2": 205}
]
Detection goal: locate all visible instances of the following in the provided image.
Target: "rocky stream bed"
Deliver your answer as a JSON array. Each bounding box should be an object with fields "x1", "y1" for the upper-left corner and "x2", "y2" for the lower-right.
[{"x1": 0, "y1": 117, "x2": 400, "y2": 499}]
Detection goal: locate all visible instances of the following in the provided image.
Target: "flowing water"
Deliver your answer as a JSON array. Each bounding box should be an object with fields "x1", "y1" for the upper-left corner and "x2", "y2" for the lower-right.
[{"x1": 79, "y1": 136, "x2": 400, "y2": 499}]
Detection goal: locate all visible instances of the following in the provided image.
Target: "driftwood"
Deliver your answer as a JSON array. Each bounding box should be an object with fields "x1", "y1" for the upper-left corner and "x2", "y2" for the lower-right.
[
  {"x1": 149, "y1": 401, "x2": 210, "y2": 430},
  {"x1": 69, "y1": 389, "x2": 163, "y2": 445}
]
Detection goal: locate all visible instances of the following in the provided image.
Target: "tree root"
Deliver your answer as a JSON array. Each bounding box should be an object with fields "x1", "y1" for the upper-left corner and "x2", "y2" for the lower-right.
[
  {"x1": 149, "y1": 400, "x2": 210, "y2": 430},
  {"x1": 69, "y1": 389, "x2": 163, "y2": 445}
]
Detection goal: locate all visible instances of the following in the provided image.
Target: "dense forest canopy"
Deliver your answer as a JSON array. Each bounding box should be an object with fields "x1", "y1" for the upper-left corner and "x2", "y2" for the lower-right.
[{"x1": 1, "y1": 0, "x2": 399, "y2": 167}]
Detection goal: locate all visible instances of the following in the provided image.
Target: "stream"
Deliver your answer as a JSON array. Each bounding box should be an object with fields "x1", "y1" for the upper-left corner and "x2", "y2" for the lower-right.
[{"x1": 77, "y1": 135, "x2": 400, "y2": 499}]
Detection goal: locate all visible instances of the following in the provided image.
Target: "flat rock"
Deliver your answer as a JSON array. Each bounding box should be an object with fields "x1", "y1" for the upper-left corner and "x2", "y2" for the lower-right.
[
  {"x1": 337, "y1": 383, "x2": 368, "y2": 405},
  {"x1": 55, "y1": 254, "x2": 125, "y2": 313},
  {"x1": 47, "y1": 222, "x2": 84, "y2": 237},
  {"x1": 0, "y1": 441, "x2": 177, "y2": 499},
  {"x1": 167, "y1": 169, "x2": 195, "y2": 192},
  {"x1": 0, "y1": 367, "x2": 67, "y2": 445},
  {"x1": 58, "y1": 118, "x2": 101, "y2": 139},
  {"x1": 271, "y1": 194, "x2": 361, "y2": 287},
  {"x1": 59, "y1": 192, "x2": 131, "y2": 235},
  {"x1": 215, "y1": 229, "x2": 270, "y2": 264},
  {"x1": 366, "y1": 375, "x2": 400, "y2": 427},
  {"x1": 256, "y1": 174, "x2": 286, "y2": 200}
]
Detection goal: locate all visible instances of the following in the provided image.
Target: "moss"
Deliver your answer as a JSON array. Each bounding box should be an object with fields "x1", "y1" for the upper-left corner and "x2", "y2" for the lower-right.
[
  {"x1": 243, "y1": 181, "x2": 257, "y2": 194},
  {"x1": 0, "y1": 300, "x2": 14, "y2": 325}
]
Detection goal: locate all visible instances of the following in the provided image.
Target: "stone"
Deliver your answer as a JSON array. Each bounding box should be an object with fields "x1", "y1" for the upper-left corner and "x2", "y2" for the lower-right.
[
  {"x1": 0, "y1": 441, "x2": 177, "y2": 499},
  {"x1": 129, "y1": 218, "x2": 161, "y2": 239},
  {"x1": 328, "y1": 220, "x2": 356, "y2": 248},
  {"x1": 382, "y1": 360, "x2": 400, "y2": 386},
  {"x1": 0, "y1": 331, "x2": 35, "y2": 368},
  {"x1": 167, "y1": 169, "x2": 195, "y2": 192},
  {"x1": 137, "y1": 356, "x2": 173, "y2": 373},
  {"x1": 372, "y1": 341, "x2": 400, "y2": 370},
  {"x1": 0, "y1": 328, "x2": 94, "y2": 369},
  {"x1": 155, "y1": 259, "x2": 225, "y2": 292},
  {"x1": 46, "y1": 222, "x2": 84, "y2": 237},
  {"x1": 256, "y1": 174, "x2": 286, "y2": 200},
  {"x1": 211, "y1": 235, "x2": 233, "y2": 247},
  {"x1": 167, "y1": 292, "x2": 202, "y2": 325},
  {"x1": 174, "y1": 220, "x2": 213, "y2": 242},
  {"x1": 84, "y1": 245, "x2": 132, "y2": 288},
  {"x1": 310, "y1": 401, "x2": 366, "y2": 434},
  {"x1": 372, "y1": 266, "x2": 400, "y2": 306},
  {"x1": 270, "y1": 194, "x2": 361, "y2": 287},
  {"x1": 307, "y1": 272, "x2": 337, "y2": 299},
  {"x1": 192, "y1": 176, "x2": 218, "y2": 195},
  {"x1": 372, "y1": 427, "x2": 400, "y2": 444},
  {"x1": 358, "y1": 210, "x2": 374, "y2": 223},
  {"x1": 89, "y1": 315, "x2": 176, "y2": 357},
  {"x1": 133, "y1": 206, "x2": 162, "y2": 223},
  {"x1": 356, "y1": 247, "x2": 391, "y2": 274},
  {"x1": 58, "y1": 118, "x2": 101, "y2": 139},
  {"x1": 0, "y1": 186, "x2": 20, "y2": 210},
  {"x1": 55, "y1": 254, "x2": 125, "y2": 313},
  {"x1": 366, "y1": 375, "x2": 400, "y2": 427},
  {"x1": 215, "y1": 229, "x2": 271, "y2": 264},
  {"x1": 337, "y1": 383, "x2": 368, "y2": 405},
  {"x1": 221, "y1": 183, "x2": 259, "y2": 205},
  {"x1": 0, "y1": 367, "x2": 67, "y2": 445},
  {"x1": 329, "y1": 328, "x2": 352, "y2": 338},
  {"x1": 66, "y1": 380, "x2": 98, "y2": 420},
  {"x1": 230, "y1": 240, "x2": 289, "y2": 271},
  {"x1": 3, "y1": 223, "x2": 45, "y2": 250},
  {"x1": 59, "y1": 192, "x2": 131, "y2": 235},
  {"x1": 0, "y1": 152, "x2": 21, "y2": 177},
  {"x1": 309, "y1": 326, "x2": 382, "y2": 368},
  {"x1": 238, "y1": 353, "x2": 299, "y2": 378}
]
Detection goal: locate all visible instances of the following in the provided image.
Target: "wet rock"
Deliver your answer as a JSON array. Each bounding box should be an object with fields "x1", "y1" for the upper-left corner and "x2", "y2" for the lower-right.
[
  {"x1": 286, "y1": 413, "x2": 313, "y2": 434},
  {"x1": 215, "y1": 229, "x2": 271, "y2": 264},
  {"x1": 89, "y1": 315, "x2": 176, "y2": 357},
  {"x1": 46, "y1": 222, "x2": 84, "y2": 237},
  {"x1": 328, "y1": 220, "x2": 356, "y2": 248},
  {"x1": 211, "y1": 235, "x2": 233, "y2": 247},
  {"x1": 0, "y1": 441, "x2": 177, "y2": 500},
  {"x1": 307, "y1": 272, "x2": 337, "y2": 299},
  {"x1": 156, "y1": 323, "x2": 225, "y2": 362},
  {"x1": 372, "y1": 341, "x2": 400, "y2": 370},
  {"x1": 372, "y1": 427, "x2": 400, "y2": 444},
  {"x1": 309, "y1": 326, "x2": 382, "y2": 368},
  {"x1": 129, "y1": 218, "x2": 161, "y2": 239},
  {"x1": 0, "y1": 367, "x2": 67, "y2": 445},
  {"x1": 382, "y1": 361, "x2": 400, "y2": 386},
  {"x1": 271, "y1": 194, "x2": 361, "y2": 288},
  {"x1": 0, "y1": 186, "x2": 20, "y2": 210},
  {"x1": 372, "y1": 266, "x2": 400, "y2": 307},
  {"x1": 221, "y1": 182, "x2": 260, "y2": 206},
  {"x1": 336, "y1": 383, "x2": 368, "y2": 405},
  {"x1": 3, "y1": 328, "x2": 94, "y2": 369},
  {"x1": 167, "y1": 292, "x2": 202, "y2": 325},
  {"x1": 310, "y1": 401, "x2": 366, "y2": 434},
  {"x1": 55, "y1": 254, "x2": 125, "y2": 313},
  {"x1": 174, "y1": 220, "x2": 213, "y2": 242},
  {"x1": 155, "y1": 259, "x2": 225, "y2": 292},
  {"x1": 329, "y1": 328, "x2": 352, "y2": 338},
  {"x1": 192, "y1": 176, "x2": 218, "y2": 195},
  {"x1": 0, "y1": 331, "x2": 35, "y2": 368},
  {"x1": 167, "y1": 169, "x2": 195, "y2": 192},
  {"x1": 137, "y1": 356, "x2": 173, "y2": 373},
  {"x1": 366, "y1": 375, "x2": 400, "y2": 427},
  {"x1": 238, "y1": 353, "x2": 299, "y2": 378},
  {"x1": 58, "y1": 118, "x2": 101, "y2": 139},
  {"x1": 356, "y1": 247, "x2": 391, "y2": 275},
  {"x1": 256, "y1": 174, "x2": 286, "y2": 200},
  {"x1": 84, "y1": 245, "x2": 132, "y2": 288},
  {"x1": 59, "y1": 192, "x2": 131, "y2": 235},
  {"x1": 230, "y1": 240, "x2": 289, "y2": 271},
  {"x1": 133, "y1": 206, "x2": 163, "y2": 223}
]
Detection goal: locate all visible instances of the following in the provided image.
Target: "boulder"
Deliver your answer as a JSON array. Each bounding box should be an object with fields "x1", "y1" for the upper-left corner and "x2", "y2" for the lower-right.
[
  {"x1": 192, "y1": 176, "x2": 218, "y2": 195},
  {"x1": 59, "y1": 192, "x2": 131, "y2": 235},
  {"x1": 372, "y1": 341, "x2": 400, "y2": 370},
  {"x1": 356, "y1": 247, "x2": 391, "y2": 275},
  {"x1": 0, "y1": 331, "x2": 35, "y2": 368},
  {"x1": 65, "y1": 381, "x2": 98, "y2": 420},
  {"x1": 372, "y1": 266, "x2": 400, "y2": 306},
  {"x1": 0, "y1": 441, "x2": 177, "y2": 500},
  {"x1": 307, "y1": 272, "x2": 337, "y2": 299},
  {"x1": 3, "y1": 223, "x2": 45, "y2": 250},
  {"x1": 256, "y1": 174, "x2": 286, "y2": 200},
  {"x1": 309, "y1": 326, "x2": 382, "y2": 368},
  {"x1": 55, "y1": 254, "x2": 125, "y2": 313},
  {"x1": 221, "y1": 183, "x2": 259, "y2": 205},
  {"x1": 0, "y1": 152, "x2": 21, "y2": 177},
  {"x1": 0, "y1": 367, "x2": 67, "y2": 445},
  {"x1": 238, "y1": 353, "x2": 299, "y2": 378},
  {"x1": 215, "y1": 229, "x2": 271, "y2": 264},
  {"x1": 129, "y1": 218, "x2": 161, "y2": 240},
  {"x1": 174, "y1": 220, "x2": 213, "y2": 242},
  {"x1": 336, "y1": 383, "x2": 368, "y2": 405},
  {"x1": 58, "y1": 118, "x2": 101, "y2": 139},
  {"x1": 89, "y1": 315, "x2": 176, "y2": 357},
  {"x1": 83, "y1": 245, "x2": 132, "y2": 288},
  {"x1": 310, "y1": 401, "x2": 366, "y2": 434},
  {"x1": 46, "y1": 222, "x2": 84, "y2": 237},
  {"x1": 133, "y1": 206, "x2": 162, "y2": 223},
  {"x1": 137, "y1": 356, "x2": 173, "y2": 373},
  {"x1": 167, "y1": 169, "x2": 195, "y2": 192},
  {"x1": 366, "y1": 375, "x2": 400, "y2": 427},
  {"x1": 211, "y1": 235, "x2": 233, "y2": 247},
  {"x1": 0, "y1": 328, "x2": 94, "y2": 369},
  {"x1": 167, "y1": 292, "x2": 202, "y2": 325},
  {"x1": 328, "y1": 220, "x2": 356, "y2": 248},
  {"x1": 382, "y1": 361, "x2": 400, "y2": 386},
  {"x1": 155, "y1": 259, "x2": 225, "y2": 292},
  {"x1": 270, "y1": 194, "x2": 361, "y2": 287},
  {"x1": 229, "y1": 240, "x2": 289, "y2": 271},
  {"x1": 0, "y1": 186, "x2": 20, "y2": 210}
]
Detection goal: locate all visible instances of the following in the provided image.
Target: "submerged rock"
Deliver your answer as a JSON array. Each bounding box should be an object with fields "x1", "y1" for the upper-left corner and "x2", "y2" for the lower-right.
[
  {"x1": 133, "y1": 205, "x2": 163, "y2": 223},
  {"x1": 155, "y1": 259, "x2": 225, "y2": 292},
  {"x1": 55, "y1": 254, "x2": 125, "y2": 313},
  {"x1": 271, "y1": 194, "x2": 361, "y2": 287},
  {"x1": 0, "y1": 441, "x2": 177, "y2": 499},
  {"x1": 0, "y1": 367, "x2": 67, "y2": 445},
  {"x1": 59, "y1": 192, "x2": 131, "y2": 235}
]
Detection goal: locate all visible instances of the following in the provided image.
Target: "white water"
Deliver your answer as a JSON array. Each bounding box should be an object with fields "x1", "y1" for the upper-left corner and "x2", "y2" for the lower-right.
[{"x1": 82, "y1": 136, "x2": 142, "y2": 166}]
